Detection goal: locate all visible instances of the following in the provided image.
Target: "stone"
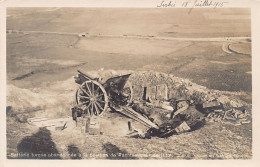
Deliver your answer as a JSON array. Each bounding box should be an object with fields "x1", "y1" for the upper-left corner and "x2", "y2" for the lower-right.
[
  {"x1": 16, "y1": 114, "x2": 28, "y2": 123},
  {"x1": 161, "y1": 102, "x2": 174, "y2": 111},
  {"x1": 175, "y1": 121, "x2": 191, "y2": 134},
  {"x1": 88, "y1": 116, "x2": 100, "y2": 135},
  {"x1": 203, "y1": 101, "x2": 221, "y2": 109}
]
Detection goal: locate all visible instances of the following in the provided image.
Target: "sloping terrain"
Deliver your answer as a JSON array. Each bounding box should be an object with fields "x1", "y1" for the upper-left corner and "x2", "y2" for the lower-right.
[
  {"x1": 6, "y1": 70, "x2": 252, "y2": 159},
  {"x1": 7, "y1": 8, "x2": 252, "y2": 92}
]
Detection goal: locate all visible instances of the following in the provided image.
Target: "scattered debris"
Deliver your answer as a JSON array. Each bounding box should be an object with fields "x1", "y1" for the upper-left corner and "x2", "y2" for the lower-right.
[
  {"x1": 203, "y1": 101, "x2": 222, "y2": 110},
  {"x1": 222, "y1": 108, "x2": 251, "y2": 125},
  {"x1": 69, "y1": 70, "x2": 251, "y2": 138},
  {"x1": 172, "y1": 100, "x2": 190, "y2": 119},
  {"x1": 88, "y1": 116, "x2": 101, "y2": 135},
  {"x1": 76, "y1": 116, "x2": 87, "y2": 133},
  {"x1": 146, "y1": 100, "x2": 174, "y2": 111},
  {"x1": 174, "y1": 121, "x2": 191, "y2": 134},
  {"x1": 28, "y1": 117, "x2": 70, "y2": 131},
  {"x1": 204, "y1": 104, "x2": 251, "y2": 125},
  {"x1": 126, "y1": 122, "x2": 149, "y2": 139},
  {"x1": 206, "y1": 111, "x2": 225, "y2": 122},
  {"x1": 116, "y1": 106, "x2": 159, "y2": 129}
]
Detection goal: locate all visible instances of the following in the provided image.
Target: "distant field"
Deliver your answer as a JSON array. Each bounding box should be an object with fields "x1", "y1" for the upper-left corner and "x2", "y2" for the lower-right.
[
  {"x1": 7, "y1": 8, "x2": 251, "y2": 38},
  {"x1": 7, "y1": 34, "x2": 251, "y2": 92},
  {"x1": 6, "y1": 8, "x2": 252, "y2": 93}
]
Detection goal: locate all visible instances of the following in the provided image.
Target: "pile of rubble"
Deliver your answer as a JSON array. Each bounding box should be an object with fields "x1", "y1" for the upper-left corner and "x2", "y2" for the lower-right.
[
  {"x1": 13, "y1": 70, "x2": 250, "y2": 139},
  {"x1": 128, "y1": 71, "x2": 248, "y2": 108},
  {"x1": 205, "y1": 107, "x2": 251, "y2": 125},
  {"x1": 69, "y1": 70, "x2": 251, "y2": 138}
]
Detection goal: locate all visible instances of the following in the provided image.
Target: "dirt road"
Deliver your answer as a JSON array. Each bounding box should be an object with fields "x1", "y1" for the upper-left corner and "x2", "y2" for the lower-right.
[{"x1": 7, "y1": 29, "x2": 250, "y2": 42}]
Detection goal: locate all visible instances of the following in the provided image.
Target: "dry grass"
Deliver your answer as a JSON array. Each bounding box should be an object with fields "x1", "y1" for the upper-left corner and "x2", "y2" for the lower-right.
[
  {"x1": 7, "y1": 33, "x2": 252, "y2": 92},
  {"x1": 7, "y1": 8, "x2": 251, "y2": 38},
  {"x1": 229, "y1": 42, "x2": 251, "y2": 55},
  {"x1": 6, "y1": 70, "x2": 252, "y2": 159},
  {"x1": 7, "y1": 112, "x2": 252, "y2": 159}
]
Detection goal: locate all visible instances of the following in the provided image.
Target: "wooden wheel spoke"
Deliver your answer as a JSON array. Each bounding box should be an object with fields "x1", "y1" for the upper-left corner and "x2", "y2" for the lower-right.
[
  {"x1": 85, "y1": 83, "x2": 92, "y2": 95},
  {"x1": 91, "y1": 81, "x2": 94, "y2": 95},
  {"x1": 96, "y1": 101, "x2": 104, "y2": 111},
  {"x1": 80, "y1": 99, "x2": 90, "y2": 104},
  {"x1": 97, "y1": 100, "x2": 105, "y2": 104},
  {"x1": 79, "y1": 95, "x2": 90, "y2": 99},
  {"x1": 84, "y1": 102, "x2": 92, "y2": 110},
  {"x1": 80, "y1": 101, "x2": 91, "y2": 105},
  {"x1": 79, "y1": 87, "x2": 90, "y2": 96},
  {"x1": 91, "y1": 102, "x2": 94, "y2": 116},
  {"x1": 96, "y1": 94, "x2": 104, "y2": 100},
  {"x1": 81, "y1": 102, "x2": 88, "y2": 105},
  {"x1": 94, "y1": 103, "x2": 99, "y2": 115},
  {"x1": 78, "y1": 94, "x2": 90, "y2": 102}
]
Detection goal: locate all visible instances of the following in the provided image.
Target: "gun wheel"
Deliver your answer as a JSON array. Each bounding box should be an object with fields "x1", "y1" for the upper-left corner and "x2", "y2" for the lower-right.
[{"x1": 76, "y1": 80, "x2": 108, "y2": 116}]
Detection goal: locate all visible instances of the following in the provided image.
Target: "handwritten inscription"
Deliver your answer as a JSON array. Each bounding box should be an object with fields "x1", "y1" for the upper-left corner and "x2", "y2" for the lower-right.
[
  {"x1": 191, "y1": 0, "x2": 228, "y2": 8},
  {"x1": 157, "y1": 0, "x2": 228, "y2": 9},
  {"x1": 157, "y1": 1, "x2": 177, "y2": 7}
]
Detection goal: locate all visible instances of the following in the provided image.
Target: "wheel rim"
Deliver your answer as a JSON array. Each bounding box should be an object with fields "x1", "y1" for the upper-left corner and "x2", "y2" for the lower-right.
[{"x1": 76, "y1": 80, "x2": 108, "y2": 116}]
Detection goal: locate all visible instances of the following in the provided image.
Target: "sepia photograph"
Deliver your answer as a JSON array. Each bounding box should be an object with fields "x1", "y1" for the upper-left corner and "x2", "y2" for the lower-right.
[{"x1": 5, "y1": 7, "x2": 252, "y2": 160}]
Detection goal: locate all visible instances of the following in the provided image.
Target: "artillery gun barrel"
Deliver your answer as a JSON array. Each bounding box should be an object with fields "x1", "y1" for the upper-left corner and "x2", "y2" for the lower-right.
[{"x1": 77, "y1": 70, "x2": 95, "y2": 81}]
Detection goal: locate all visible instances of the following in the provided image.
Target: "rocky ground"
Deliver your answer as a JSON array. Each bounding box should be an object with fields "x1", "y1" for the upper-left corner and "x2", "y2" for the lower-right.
[{"x1": 6, "y1": 70, "x2": 252, "y2": 159}]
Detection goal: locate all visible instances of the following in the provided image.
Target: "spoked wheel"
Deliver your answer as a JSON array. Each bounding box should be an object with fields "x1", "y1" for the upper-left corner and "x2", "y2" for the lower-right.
[{"x1": 76, "y1": 80, "x2": 108, "y2": 116}]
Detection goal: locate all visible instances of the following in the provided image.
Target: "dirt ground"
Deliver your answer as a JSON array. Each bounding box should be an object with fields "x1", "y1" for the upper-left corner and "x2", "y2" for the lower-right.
[
  {"x1": 7, "y1": 111, "x2": 252, "y2": 159},
  {"x1": 6, "y1": 71, "x2": 252, "y2": 159},
  {"x1": 6, "y1": 8, "x2": 252, "y2": 159}
]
